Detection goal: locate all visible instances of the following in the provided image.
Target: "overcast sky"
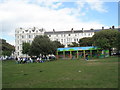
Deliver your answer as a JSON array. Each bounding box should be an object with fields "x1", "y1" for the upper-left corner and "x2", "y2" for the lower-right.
[{"x1": 0, "y1": 0, "x2": 118, "y2": 45}]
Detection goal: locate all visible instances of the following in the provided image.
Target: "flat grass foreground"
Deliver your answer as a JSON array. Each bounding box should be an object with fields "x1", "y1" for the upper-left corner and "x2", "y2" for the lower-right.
[{"x1": 2, "y1": 57, "x2": 119, "y2": 88}]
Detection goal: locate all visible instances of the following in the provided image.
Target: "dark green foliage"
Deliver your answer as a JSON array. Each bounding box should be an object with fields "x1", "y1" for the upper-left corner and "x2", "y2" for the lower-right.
[
  {"x1": 92, "y1": 29, "x2": 118, "y2": 55},
  {"x1": 52, "y1": 41, "x2": 64, "y2": 48},
  {"x1": 68, "y1": 42, "x2": 79, "y2": 47},
  {"x1": 2, "y1": 51, "x2": 11, "y2": 56},
  {"x1": 92, "y1": 29, "x2": 118, "y2": 49},
  {"x1": 0, "y1": 39, "x2": 15, "y2": 56},
  {"x1": 29, "y1": 35, "x2": 57, "y2": 56},
  {"x1": 22, "y1": 42, "x2": 31, "y2": 55},
  {"x1": 78, "y1": 37, "x2": 93, "y2": 47},
  {"x1": 116, "y1": 31, "x2": 120, "y2": 50}
]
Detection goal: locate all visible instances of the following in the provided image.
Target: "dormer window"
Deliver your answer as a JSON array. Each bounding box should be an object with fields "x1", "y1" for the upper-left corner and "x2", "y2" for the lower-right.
[
  {"x1": 32, "y1": 30, "x2": 35, "y2": 32},
  {"x1": 25, "y1": 30, "x2": 28, "y2": 32}
]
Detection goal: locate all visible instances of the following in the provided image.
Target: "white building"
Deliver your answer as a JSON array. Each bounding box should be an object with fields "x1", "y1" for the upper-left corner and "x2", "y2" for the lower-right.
[{"x1": 15, "y1": 27, "x2": 101, "y2": 57}]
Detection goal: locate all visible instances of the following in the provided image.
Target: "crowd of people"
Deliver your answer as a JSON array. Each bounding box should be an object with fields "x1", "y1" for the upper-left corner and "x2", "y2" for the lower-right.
[{"x1": 15, "y1": 55, "x2": 56, "y2": 64}]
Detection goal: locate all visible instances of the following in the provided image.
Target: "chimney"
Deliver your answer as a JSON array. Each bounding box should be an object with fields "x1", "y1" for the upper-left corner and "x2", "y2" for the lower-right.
[
  {"x1": 34, "y1": 27, "x2": 36, "y2": 30},
  {"x1": 53, "y1": 29, "x2": 55, "y2": 32},
  {"x1": 82, "y1": 28, "x2": 84, "y2": 32},
  {"x1": 71, "y1": 28, "x2": 74, "y2": 33},
  {"x1": 82, "y1": 28, "x2": 83, "y2": 30}
]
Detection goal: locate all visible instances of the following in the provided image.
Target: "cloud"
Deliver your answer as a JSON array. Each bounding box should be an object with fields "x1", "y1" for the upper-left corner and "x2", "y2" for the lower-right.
[
  {"x1": 85, "y1": 0, "x2": 108, "y2": 12},
  {"x1": 0, "y1": 0, "x2": 108, "y2": 45}
]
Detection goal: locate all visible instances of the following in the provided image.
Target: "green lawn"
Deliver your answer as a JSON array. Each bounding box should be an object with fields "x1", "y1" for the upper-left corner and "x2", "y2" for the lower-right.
[{"x1": 2, "y1": 57, "x2": 119, "y2": 88}]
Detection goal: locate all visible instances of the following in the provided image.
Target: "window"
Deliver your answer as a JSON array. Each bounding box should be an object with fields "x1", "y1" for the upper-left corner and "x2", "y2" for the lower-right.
[
  {"x1": 64, "y1": 39, "x2": 66, "y2": 42},
  {"x1": 68, "y1": 34, "x2": 71, "y2": 36},
  {"x1": 74, "y1": 39, "x2": 76, "y2": 42},
  {"x1": 22, "y1": 35, "x2": 24, "y2": 38},
  {"x1": 56, "y1": 34, "x2": 58, "y2": 37},
  {"x1": 61, "y1": 39, "x2": 63, "y2": 42},
  {"x1": 77, "y1": 38, "x2": 79, "y2": 41},
  {"x1": 29, "y1": 31, "x2": 31, "y2": 33},
  {"x1": 17, "y1": 36, "x2": 19, "y2": 39},
  {"x1": 49, "y1": 35, "x2": 51, "y2": 37},
  {"x1": 67, "y1": 38, "x2": 70, "y2": 42},
  {"x1": 29, "y1": 35, "x2": 31, "y2": 38},
  {"x1": 18, "y1": 52, "x2": 19, "y2": 56},
  {"x1": 18, "y1": 46, "x2": 19, "y2": 50},
  {"x1": 64, "y1": 34, "x2": 65, "y2": 37},
  {"x1": 22, "y1": 31, "x2": 24, "y2": 33}
]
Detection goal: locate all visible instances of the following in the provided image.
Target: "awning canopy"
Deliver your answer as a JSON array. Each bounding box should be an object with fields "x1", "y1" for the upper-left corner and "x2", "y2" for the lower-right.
[{"x1": 57, "y1": 46, "x2": 101, "y2": 52}]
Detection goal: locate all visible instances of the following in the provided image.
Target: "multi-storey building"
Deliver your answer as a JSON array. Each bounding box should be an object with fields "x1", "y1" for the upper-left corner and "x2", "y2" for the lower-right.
[{"x1": 15, "y1": 27, "x2": 102, "y2": 57}]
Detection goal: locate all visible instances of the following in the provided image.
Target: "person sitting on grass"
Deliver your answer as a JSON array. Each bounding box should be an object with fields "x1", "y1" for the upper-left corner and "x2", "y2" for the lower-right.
[
  {"x1": 37, "y1": 57, "x2": 40, "y2": 63},
  {"x1": 20, "y1": 57, "x2": 23, "y2": 64},
  {"x1": 15, "y1": 57, "x2": 18, "y2": 64},
  {"x1": 26, "y1": 58, "x2": 30, "y2": 63},
  {"x1": 47, "y1": 55, "x2": 49, "y2": 61},
  {"x1": 22, "y1": 57, "x2": 26, "y2": 64},
  {"x1": 85, "y1": 54, "x2": 88, "y2": 60},
  {"x1": 29, "y1": 57, "x2": 33, "y2": 63},
  {"x1": 17, "y1": 57, "x2": 21, "y2": 64}
]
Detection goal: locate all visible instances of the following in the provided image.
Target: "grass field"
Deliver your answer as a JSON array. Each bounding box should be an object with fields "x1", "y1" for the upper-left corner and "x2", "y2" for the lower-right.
[{"x1": 2, "y1": 57, "x2": 119, "y2": 88}]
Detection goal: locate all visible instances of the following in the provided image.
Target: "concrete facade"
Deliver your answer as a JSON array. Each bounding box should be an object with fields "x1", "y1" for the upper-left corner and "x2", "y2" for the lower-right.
[{"x1": 15, "y1": 27, "x2": 101, "y2": 57}]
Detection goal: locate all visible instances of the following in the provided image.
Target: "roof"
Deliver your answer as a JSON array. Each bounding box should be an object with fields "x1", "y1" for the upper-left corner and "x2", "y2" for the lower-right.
[
  {"x1": 57, "y1": 46, "x2": 101, "y2": 51},
  {"x1": 44, "y1": 29, "x2": 102, "y2": 35}
]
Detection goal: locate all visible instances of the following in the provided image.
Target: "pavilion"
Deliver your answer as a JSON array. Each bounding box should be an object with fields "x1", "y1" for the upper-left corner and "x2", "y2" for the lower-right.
[{"x1": 56, "y1": 46, "x2": 109, "y2": 59}]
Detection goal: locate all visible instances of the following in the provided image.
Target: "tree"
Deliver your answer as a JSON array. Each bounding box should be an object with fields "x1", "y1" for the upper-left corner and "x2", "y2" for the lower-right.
[
  {"x1": 29, "y1": 35, "x2": 56, "y2": 56},
  {"x1": 0, "y1": 39, "x2": 15, "y2": 56},
  {"x1": 22, "y1": 42, "x2": 31, "y2": 56},
  {"x1": 116, "y1": 31, "x2": 120, "y2": 51},
  {"x1": 78, "y1": 37, "x2": 93, "y2": 47},
  {"x1": 92, "y1": 29, "x2": 118, "y2": 56},
  {"x1": 53, "y1": 41, "x2": 64, "y2": 48},
  {"x1": 68, "y1": 42, "x2": 79, "y2": 47}
]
